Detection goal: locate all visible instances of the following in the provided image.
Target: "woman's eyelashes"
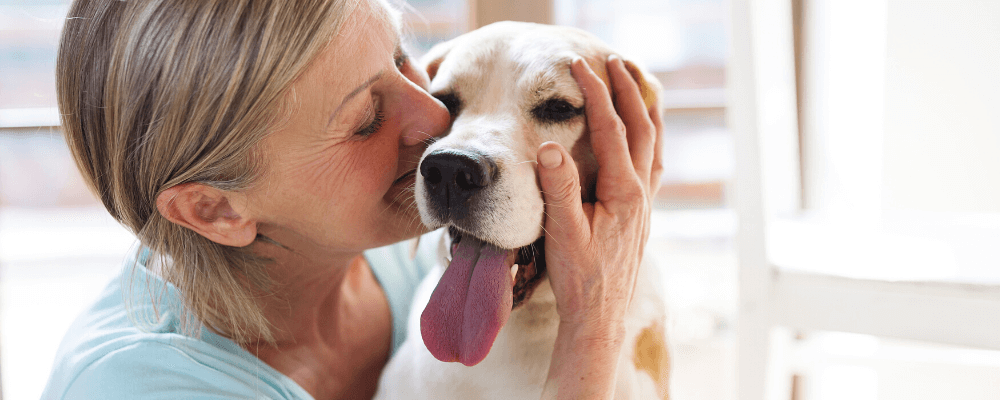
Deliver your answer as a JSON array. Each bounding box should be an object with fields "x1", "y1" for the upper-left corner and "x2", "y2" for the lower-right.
[{"x1": 354, "y1": 109, "x2": 385, "y2": 139}]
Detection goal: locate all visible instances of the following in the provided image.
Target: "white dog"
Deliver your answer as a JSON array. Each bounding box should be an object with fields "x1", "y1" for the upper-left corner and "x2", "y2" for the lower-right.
[{"x1": 376, "y1": 21, "x2": 669, "y2": 400}]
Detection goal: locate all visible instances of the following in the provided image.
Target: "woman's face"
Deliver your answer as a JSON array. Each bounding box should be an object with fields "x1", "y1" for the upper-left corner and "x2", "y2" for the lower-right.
[{"x1": 248, "y1": 0, "x2": 450, "y2": 254}]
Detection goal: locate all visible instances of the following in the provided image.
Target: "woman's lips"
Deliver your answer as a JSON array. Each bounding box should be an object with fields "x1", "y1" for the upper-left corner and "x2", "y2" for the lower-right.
[{"x1": 393, "y1": 169, "x2": 416, "y2": 185}]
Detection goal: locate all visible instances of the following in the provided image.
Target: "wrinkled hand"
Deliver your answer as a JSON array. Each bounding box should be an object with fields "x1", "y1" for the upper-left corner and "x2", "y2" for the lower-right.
[{"x1": 537, "y1": 55, "x2": 664, "y2": 333}]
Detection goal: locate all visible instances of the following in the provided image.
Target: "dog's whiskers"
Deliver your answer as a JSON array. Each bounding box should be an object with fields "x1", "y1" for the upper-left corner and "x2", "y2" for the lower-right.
[
  {"x1": 412, "y1": 130, "x2": 438, "y2": 141},
  {"x1": 537, "y1": 223, "x2": 558, "y2": 245},
  {"x1": 540, "y1": 209, "x2": 567, "y2": 233},
  {"x1": 377, "y1": 184, "x2": 418, "y2": 218},
  {"x1": 407, "y1": 212, "x2": 424, "y2": 234},
  {"x1": 540, "y1": 198, "x2": 570, "y2": 209},
  {"x1": 411, "y1": 132, "x2": 441, "y2": 147}
]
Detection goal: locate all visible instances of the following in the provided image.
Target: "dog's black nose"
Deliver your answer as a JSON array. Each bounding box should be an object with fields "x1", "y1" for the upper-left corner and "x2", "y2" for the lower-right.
[{"x1": 420, "y1": 149, "x2": 495, "y2": 220}]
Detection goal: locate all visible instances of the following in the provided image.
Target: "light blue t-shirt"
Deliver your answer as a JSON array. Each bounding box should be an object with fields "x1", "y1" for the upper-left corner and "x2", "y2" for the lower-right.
[{"x1": 41, "y1": 231, "x2": 440, "y2": 400}]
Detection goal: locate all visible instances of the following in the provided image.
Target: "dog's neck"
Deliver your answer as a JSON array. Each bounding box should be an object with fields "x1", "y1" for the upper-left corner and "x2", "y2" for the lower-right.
[
  {"x1": 507, "y1": 278, "x2": 560, "y2": 336},
  {"x1": 494, "y1": 277, "x2": 562, "y2": 373}
]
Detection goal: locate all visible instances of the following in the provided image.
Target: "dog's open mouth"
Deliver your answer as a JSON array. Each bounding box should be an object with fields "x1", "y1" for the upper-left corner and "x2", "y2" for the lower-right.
[
  {"x1": 420, "y1": 226, "x2": 547, "y2": 367},
  {"x1": 448, "y1": 227, "x2": 547, "y2": 309}
]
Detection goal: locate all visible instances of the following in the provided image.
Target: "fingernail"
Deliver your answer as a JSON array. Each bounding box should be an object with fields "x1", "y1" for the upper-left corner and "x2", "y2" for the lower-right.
[
  {"x1": 608, "y1": 54, "x2": 625, "y2": 69},
  {"x1": 538, "y1": 146, "x2": 563, "y2": 169},
  {"x1": 569, "y1": 57, "x2": 586, "y2": 75}
]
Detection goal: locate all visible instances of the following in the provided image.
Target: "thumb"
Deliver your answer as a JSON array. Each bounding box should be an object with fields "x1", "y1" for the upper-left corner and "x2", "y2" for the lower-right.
[{"x1": 537, "y1": 141, "x2": 590, "y2": 244}]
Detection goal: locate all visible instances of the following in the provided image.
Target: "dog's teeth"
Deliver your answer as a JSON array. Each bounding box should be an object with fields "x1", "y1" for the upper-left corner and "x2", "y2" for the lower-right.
[{"x1": 511, "y1": 264, "x2": 519, "y2": 280}]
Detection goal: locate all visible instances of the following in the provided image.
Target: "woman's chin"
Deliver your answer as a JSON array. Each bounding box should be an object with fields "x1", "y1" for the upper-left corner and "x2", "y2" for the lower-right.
[{"x1": 369, "y1": 220, "x2": 425, "y2": 249}]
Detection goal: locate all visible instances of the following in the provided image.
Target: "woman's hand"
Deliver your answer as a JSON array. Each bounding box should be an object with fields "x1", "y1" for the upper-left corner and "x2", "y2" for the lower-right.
[{"x1": 537, "y1": 55, "x2": 664, "y2": 399}]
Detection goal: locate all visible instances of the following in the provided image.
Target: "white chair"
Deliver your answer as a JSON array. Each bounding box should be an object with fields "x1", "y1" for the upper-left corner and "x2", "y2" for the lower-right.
[{"x1": 728, "y1": 1, "x2": 1000, "y2": 399}]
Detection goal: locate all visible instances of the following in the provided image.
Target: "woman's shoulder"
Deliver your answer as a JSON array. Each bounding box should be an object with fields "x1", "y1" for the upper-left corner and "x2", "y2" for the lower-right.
[
  {"x1": 47, "y1": 338, "x2": 288, "y2": 399},
  {"x1": 50, "y1": 338, "x2": 316, "y2": 399},
  {"x1": 42, "y1": 255, "x2": 313, "y2": 400}
]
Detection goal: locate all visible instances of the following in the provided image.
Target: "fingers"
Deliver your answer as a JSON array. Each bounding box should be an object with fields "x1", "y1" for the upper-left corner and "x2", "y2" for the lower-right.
[
  {"x1": 606, "y1": 56, "x2": 656, "y2": 181},
  {"x1": 537, "y1": 142, "x2": 590, "y2": 244},
  {"x1": 570, "y1": 57, "x2": 635, "y2": 199},
  {"x1": 648, "y1": 97, "x2": 665, "y2": 197}
]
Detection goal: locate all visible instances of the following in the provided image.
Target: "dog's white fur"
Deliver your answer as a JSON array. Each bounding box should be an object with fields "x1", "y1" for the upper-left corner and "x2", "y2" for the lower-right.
[{"x1": 375, "y1": 22, "x2": 669, "y2": 400}]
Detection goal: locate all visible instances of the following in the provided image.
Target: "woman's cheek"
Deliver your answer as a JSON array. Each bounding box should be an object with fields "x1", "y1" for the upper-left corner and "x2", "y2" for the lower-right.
[{"x1": 352, "y1": 140, "x2": 398, "y2": 196}]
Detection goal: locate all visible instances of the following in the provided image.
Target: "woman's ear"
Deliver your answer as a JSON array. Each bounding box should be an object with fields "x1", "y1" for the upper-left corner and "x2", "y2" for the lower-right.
[{"x1": 156, "y1": 183, "x2": 257, "y2": 247}]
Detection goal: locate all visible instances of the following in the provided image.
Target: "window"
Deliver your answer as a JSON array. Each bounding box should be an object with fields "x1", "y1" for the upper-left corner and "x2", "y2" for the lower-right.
[
  {"x1": 0, "y1": 1, "x2": 67, "y2": 110},
  {"x1": 401, "y1": 0, "x2": 471, "y2": 57}
]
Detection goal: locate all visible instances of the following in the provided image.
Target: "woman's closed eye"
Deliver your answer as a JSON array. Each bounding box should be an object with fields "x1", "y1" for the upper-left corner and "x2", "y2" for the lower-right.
[
  {"x1": 352, "y1": 47, "x2": 407, "y2": 139},
  {"x1": 354, "y1": 110, "x2": 384, "y2": 138},
  {"x1": 353, "y1": 98, "x2": 385, "y2": 139}
]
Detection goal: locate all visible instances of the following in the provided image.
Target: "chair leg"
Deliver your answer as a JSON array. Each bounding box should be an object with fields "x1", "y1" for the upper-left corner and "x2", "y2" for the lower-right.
[{"x1": 737, "y1": 309, "x2": 772, "y2": 400}]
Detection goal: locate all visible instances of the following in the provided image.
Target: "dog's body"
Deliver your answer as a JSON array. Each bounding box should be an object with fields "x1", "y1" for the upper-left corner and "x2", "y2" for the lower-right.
[
  {"x1": 375, "y1": 22, "x2": 669, "y2": 400},
  {"x1": 378, "y1": 237, "x2": 669, "y2": 400}
]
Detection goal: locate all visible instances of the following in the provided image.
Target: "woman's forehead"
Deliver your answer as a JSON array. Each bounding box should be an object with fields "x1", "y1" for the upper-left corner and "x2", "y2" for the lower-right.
[
  {"x1": 292, "y1": 1, "x2": 397, "y2": 89},
  {"x1": 328, "y1": 1, "x2": 398, "y2": 68},
  {"x1": 347, "y1": 0, "x2": 403, "y2": 42}
]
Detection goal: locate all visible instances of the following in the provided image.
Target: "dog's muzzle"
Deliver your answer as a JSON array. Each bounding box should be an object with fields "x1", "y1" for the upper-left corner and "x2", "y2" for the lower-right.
[{"x1": 419, "y1": 148, "x2": 497, "y2": 221}]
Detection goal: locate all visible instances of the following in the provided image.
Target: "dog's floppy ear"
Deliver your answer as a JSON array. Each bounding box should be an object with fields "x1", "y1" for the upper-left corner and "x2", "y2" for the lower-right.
[
  {"x1": 583, "y1": 55, "x2": 662, "y2": 112},
  {"x1": 622, "y1": 58, "x2": 662, "y2": 112},
  {"x1": 421, "y1": 39, "x2": 457, "y2": 82}
]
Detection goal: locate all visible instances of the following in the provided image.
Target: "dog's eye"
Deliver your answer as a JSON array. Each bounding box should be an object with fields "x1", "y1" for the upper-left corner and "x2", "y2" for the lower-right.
[
  {"x1": 434, "y1": 93, "x2": 462, "y2": 118},
  {"x1": 532, "y1": 98, "x2": 583, "y2": 123}
]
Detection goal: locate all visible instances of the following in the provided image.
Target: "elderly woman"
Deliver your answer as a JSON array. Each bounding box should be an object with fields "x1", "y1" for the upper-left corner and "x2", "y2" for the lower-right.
[{"x1": 42, "y1": 0, "x2": 662, "y2": 399}]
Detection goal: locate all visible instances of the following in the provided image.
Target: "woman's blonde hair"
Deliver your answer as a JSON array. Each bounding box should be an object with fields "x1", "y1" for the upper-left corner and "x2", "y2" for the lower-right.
[{"x1": 57, "y1": 0, "x2": 397, "y2": 344}]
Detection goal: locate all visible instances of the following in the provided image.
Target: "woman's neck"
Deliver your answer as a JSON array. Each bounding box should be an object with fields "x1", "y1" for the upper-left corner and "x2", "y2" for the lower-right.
[{"x1": 247, "y1": 235, "x2": 393, "y2": 399}]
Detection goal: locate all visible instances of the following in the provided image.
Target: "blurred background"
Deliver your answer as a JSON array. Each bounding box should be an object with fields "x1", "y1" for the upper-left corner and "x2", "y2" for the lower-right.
[{"x1": 0, "y1": 0, "x2": 998, "y2": 399}]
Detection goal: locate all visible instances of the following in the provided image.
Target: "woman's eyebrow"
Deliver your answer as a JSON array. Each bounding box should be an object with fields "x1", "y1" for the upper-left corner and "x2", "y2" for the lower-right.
[{"x1": 327, "y1": 70, "x2": 385, "y2": 128}]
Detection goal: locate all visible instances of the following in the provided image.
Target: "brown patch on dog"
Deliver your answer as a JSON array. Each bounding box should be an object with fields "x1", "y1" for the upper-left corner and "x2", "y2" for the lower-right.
[
  {"x1": 621, "y1": 59, "x2": 659, "y2": 111},
  {"x1": 633, "y1": 323, "x2": 670, "y2": 399},
  {"x1": 583, "y1": 55, "x2": 612, "y2": 92}
]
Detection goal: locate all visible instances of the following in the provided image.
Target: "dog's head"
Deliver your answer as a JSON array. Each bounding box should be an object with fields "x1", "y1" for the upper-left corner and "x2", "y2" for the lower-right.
[{"x1": 415, "y1": 21, "x2": 661, "y2": 366}]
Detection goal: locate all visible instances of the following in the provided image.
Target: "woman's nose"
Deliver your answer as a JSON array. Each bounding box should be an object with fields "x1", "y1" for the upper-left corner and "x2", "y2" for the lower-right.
[{"x1": 399, "y1": 80, "x2": 450, "y2": 147}]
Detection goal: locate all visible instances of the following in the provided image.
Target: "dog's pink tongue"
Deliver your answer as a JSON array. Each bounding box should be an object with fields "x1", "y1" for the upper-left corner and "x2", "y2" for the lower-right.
[{"x1": 421, "y1": 236, "x2": 514, "y2": 366}]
